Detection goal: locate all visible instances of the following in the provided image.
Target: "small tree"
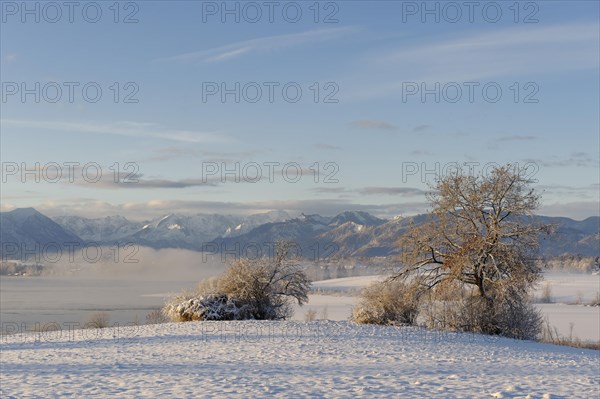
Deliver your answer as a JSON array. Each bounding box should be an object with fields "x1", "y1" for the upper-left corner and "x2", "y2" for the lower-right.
[
  {"x1": 394, "y1": 165, "x2": 549, "y2": 338},
  {"x1": 164, "y1": 241, "x2": 311, "y2": 321},
  {"x1": 218, "y1": 241, "x2": 311, "y2": 320}
]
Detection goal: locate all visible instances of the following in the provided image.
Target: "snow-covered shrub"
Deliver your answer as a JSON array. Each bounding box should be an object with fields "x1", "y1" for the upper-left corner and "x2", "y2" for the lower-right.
[
  {"x1": 164, "y1": 241, "x2": 311, "y2": 322},
  {"x1": 435, "y1": 286, "x2": 542, "y2": 340},
  {"x1": 216, "y1": 243, "x2": 311, "y2": 320},
  {"x1": 197, "y1": 276, "x2": 220, "y2": 294},
  {"x1": 163, "y1": 292, "x2": 195, "y2": 322},
  {"x1": 495, "y1": 292, "x2": 543, "y2": 340},
  {"x1": 353, "y1": 277, "x2": 541, "y2": 340},
  {"x1": 163, "y1": 293, "x2": 252, "y2": 322},
  {"x1": 352, "y1": 280, "x2": 420, "y2": 326}
]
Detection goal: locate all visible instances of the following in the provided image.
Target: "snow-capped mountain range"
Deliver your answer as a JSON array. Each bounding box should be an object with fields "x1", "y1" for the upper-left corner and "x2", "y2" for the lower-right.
[
  {"x1": 52, "y1": 210, "x2": 292, "y2": 250},
  {"x1": 0, "y1": 208, "x2": 598, "y2": 259}
]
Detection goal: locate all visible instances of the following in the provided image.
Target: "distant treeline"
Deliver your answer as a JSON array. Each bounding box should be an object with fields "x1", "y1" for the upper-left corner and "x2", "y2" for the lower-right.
[
  {"x1": 537, "y1": 255, "x2": 599, "y2": 273},
  {"x1": 0, "y1": 262, "x2": 45, "y2": 276}
]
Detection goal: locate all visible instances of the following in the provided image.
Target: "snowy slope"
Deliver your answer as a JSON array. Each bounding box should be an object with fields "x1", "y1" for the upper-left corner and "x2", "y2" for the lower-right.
[
  {"x1": 52, "y1": 215, "x2": 143, "y2": 242},
  {"x1": 1, "y1": 321, "x2": 598, "y2": 398}
]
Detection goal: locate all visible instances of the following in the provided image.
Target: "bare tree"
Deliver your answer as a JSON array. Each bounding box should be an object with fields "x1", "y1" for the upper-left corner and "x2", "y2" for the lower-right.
[
  {"x1": 164, "y1": 241, "x2": 311, "y2": 322},
  {"x1": 392, "y1": 165, "x2": 549, "y2": 337},
  {"x1": 219, "y1": 241, "x2": 311, "y2": 320}
]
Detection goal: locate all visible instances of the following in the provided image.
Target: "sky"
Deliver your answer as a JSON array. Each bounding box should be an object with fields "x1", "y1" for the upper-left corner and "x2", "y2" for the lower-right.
[{"x1": 1, "y1": 0, "x2": 598, "y2": 221}]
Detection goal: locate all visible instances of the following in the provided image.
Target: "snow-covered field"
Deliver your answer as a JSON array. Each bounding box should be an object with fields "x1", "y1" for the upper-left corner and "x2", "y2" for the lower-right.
[
  {"x1": 1, "y1": 320, "x2": 598, "y2": 398},
  {"x1": 1, "y1": 273, "x2": 598, "y2": 398},
  {"x1": 538, "y1": 273, "x2": 599, "y2": 304},
  {"x1": 535, "y1": 273, "x2": 600, "y2": 342}
]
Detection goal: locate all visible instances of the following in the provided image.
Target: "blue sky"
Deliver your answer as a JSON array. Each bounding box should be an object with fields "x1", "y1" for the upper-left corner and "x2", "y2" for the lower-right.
[{"x1": 1, "y1": 1, "x2": 598, "y2": 220}]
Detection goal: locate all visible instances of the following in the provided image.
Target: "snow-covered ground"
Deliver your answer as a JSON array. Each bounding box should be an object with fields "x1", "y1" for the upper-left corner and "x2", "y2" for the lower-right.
[
  {"x1": 1, "y1": 273, "x2": 598, "y2": 397},
  {"x1": 1, "y1": 321, "x2": 598, "y2": 398},
  {"x1": 537, "y1": 273, "x2": 599, "y2": 304}
]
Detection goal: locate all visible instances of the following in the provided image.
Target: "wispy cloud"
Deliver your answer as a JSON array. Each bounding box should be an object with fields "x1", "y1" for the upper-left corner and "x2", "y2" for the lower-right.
[
  {"x1": 29, "y1": 163, "x2": 333, "y2": 190},
  {"x1": 0, "y1": 163, "x2": 223, "y2": 189},
  {"x1": 4, "y1": 53, "x2": 17, "y2": 62},
  {"x1": 155, "y1": 27, "x2": 358, "y2": 63},
  {"x1": 523, "y1": 153, "x2": 599, "y2": 168},
  {"x1": 350, "y1": 22, "x2": 599, "y2": 100},
  {"x1": 310, "y1": 186, "x2": 427, "y2": 197},
  {"x1": 76, "y1": 177, "x2": 220, "y2": 190},
  {"x1": 383, "y1": 23, "x2": 599, "y2": 81},
  {"x1": 412, "y1": 125, "x2": 431, "y2": 133},
  {"x1": 311, "y1": 187, "x2": 349, "y2": 194},
  {"x1": 199, "y1": 149, "x2": 272, "y2": 163},
  {"x1": 537, "y1": 184, "x2": 599, "y2": 200},
  {"x1": 497, "y1": 135, "x2": 537, "y2": 142},
  {"x1": 314, "y1": 143, "x2": 342, "y2": 151},
  {"x1": 410, "y1": 150, "x2": 433, "y2": 156},
  {"x1": 142, "y1": 146, "x2": 199, "y2": 162},
  {"x1": 359, "y1": 187, "x2": 427, "y2": 196},
  {"x1": 351, "y1": 120, "x2": 397, "y2": 130},
  {"x1": 1, "y1": 119, "x2": 231, "y2": 144}
]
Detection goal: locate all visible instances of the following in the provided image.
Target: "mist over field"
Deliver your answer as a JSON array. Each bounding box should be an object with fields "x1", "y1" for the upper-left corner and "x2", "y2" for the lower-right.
[{"x1": 0, "y1": 247, "x2": 231, "y2": 327}]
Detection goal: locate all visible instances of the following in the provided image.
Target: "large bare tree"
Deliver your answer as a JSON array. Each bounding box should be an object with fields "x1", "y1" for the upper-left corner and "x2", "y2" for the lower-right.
[{"x1": 395, "y1": 165, "x2": 550, "y2": 302}]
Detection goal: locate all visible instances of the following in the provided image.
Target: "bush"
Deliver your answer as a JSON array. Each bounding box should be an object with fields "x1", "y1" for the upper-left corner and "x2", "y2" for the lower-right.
[
  {"x1": 164, "y1": 241, "x2": 311, "y2": 322},
  {"x1": 352, "y1": 280, "x2": 420, "y2": 326},
  {"x1": 304, "y1": 309, "x2": 317, "y2": 321},
  {"x1": 496, "y1": 288, "x2": 543, "y2": 340},
  {"x1": 353, "y1": 277, "x2": 542, "y2": 340},
  {"x1": 164, "y1": 293, "x2": 252, "y2": 322},
  {"x1": 320, "y1": 305, "x2": 329, "y2": 320},
  {"x1": 86, "y1": 312, "x2": 110, "y2": 329},
  {"x1": 591, "y1": 292, "x2": 600, "y2": 306},
  {"x1": 436, "y1": 286, "x2": 542, "y2": 340},
  {"x1": 146, "y1": 309, "x2": 169, "y2": 324},
  {"x1": 539, "y1": 282, "x2": 553, "y2": 303}
]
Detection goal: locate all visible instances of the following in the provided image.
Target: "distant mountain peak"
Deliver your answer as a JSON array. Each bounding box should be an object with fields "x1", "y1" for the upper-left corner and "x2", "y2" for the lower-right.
[
  {"x1": 298, "y1": 213, "x2": 330, "y2": 224},
  {"x1": 8, "y1": 207, "x2": 42, "y2": 216},
  {"x1": 0, "y1": 207, "x2": 83, "y2": 259},
  {"x1": 329, "y1": 211, "x2": 385, "y2": 227}
]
